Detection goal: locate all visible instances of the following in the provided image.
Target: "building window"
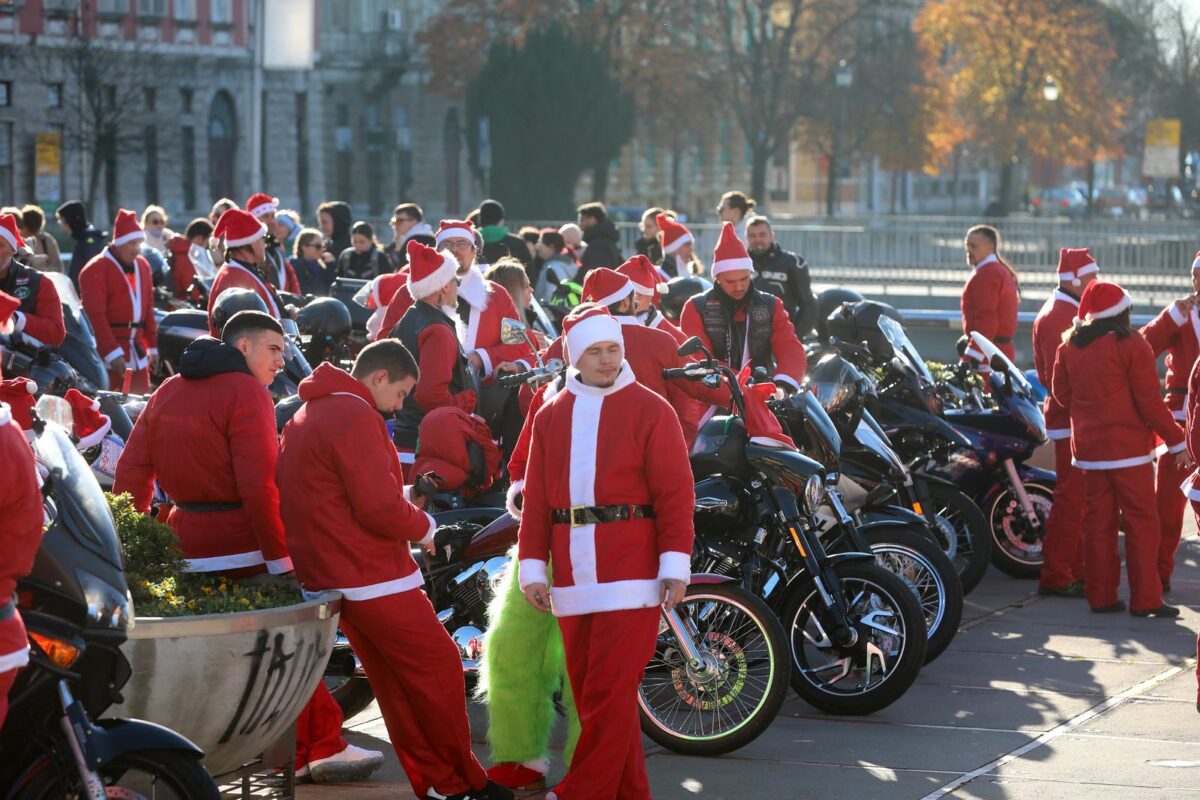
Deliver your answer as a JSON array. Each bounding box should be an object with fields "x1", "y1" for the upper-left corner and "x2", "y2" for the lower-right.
[
  {"x1": 181, "y1": 125, "x2": 196, "y2": 209},
  {"x1": 296, "y1": 92, "x2": 309, "y2": 214},
  {"x1": 331, "y1": 0, "x2": 349, "y2": 31},
  {"x1": 210, "y1": 0, "x2": 232, "y2": 24},
  {"x1": 0, "y1": 82, "x2": 10, "y2": 107},
  {"x1": 173, "y1": 0, "x2": 196, "y2": 20},
  {"x1": 144, "y1": 129, "x2": 159, "y2": 202},
  {"x1": 47, "y1": 83, "x2": 63, "y2": 108},
  {"x1": 97, "y1": 0, "x2": 127, "y2": 16},
  {"x1": 180, "y1": 87, "x2": 193, "y2": 113},
  {"x1": 144, "y1": 87, "x2": 156, "y2": 111},
  {"x1": 137, "y1": 0, "x2": 166, "y2": 16},
  {"x1": 42, "y1": 0, "x2": 77, "y2": 16},
  {"x1": 0, "y1": 123, "x2": 11, "y2": 200}
]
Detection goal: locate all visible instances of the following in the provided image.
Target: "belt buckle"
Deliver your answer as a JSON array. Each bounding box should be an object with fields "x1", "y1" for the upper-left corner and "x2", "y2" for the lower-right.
[{"x1": 569, "y1": 504, "x2": 588, "y2": 528}]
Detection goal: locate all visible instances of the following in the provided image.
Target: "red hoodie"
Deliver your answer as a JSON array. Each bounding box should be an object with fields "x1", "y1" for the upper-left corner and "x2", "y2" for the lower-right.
[{"x1": 277, "y1": 363, "x2": 435, "y2": 599}]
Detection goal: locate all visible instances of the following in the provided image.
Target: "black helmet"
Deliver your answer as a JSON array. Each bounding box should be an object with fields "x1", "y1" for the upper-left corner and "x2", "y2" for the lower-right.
[
  {"x1": 297, "y1": 297, "x2": 352, "y2": 343},
  {"x1": 815, "y1": 288, "x2": 865, "y2": 341},
  {"x1": 660, "y1": 276, "x2": 712, "y2": 322},
  {"x1": 210, "y1": 288, "x2": 268, "y2": 334},
  {"x1": 826, "y1": 299, "x2": 905, "y2": 359}
]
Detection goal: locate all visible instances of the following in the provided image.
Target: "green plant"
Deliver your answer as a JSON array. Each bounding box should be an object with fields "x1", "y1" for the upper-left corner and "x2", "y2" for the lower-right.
[
  {"x1": 926, "y1": 360, "x2": 984, "y2": 393},
  {"x1": 108, "y1": 494, "x2": 302, "y2": 618}
]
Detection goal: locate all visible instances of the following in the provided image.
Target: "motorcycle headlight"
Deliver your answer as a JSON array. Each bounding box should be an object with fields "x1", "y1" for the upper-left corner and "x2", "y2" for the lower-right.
[
  {"x1": 803, "y1": 473, "x2": 826, "y2": 514},
  {"x1": 76, "y1": 568, "x2": 135, "y2": 630}
]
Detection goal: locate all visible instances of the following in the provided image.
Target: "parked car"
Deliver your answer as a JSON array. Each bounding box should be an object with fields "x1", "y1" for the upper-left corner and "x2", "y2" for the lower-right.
[
  {"x1": 1031, "y1": 187, "x2": 1088, "y2": 219},
  {"x1": 1148, "y1": 183, "x2": 1189, "y2": 218}
]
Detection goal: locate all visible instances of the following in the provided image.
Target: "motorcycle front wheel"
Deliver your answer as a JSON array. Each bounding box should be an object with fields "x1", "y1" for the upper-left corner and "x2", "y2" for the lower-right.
[
  {"x1": 986, "y1": 480, "x2": 1053, "y2": 578},
  {"x1": 638, "y1": 582, "x2": 789, "y2": 756},
  {"x1": 782, "y1": 561, "x2": 927, "y2": 715},
  {"x1": 13, "y1": 749, "x2": 219, "y2": 800},
  {"x1": 921, "y1": 481, "x2": 992, "y2": 594}
]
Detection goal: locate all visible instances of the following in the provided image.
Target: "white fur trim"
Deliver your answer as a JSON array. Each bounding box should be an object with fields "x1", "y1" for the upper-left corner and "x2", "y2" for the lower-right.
[
  {"x1": 1053, "y1": 290, "x2": 1080, "y2": 308},
  {"x1": 1169, "y1": 303, "x2": 1188, "y2": 326},
  {"x1": 248, "y1": 200, "x2": 278, "y2": 218},
  {"x1": 657, "y1": 551, "x2": 692, "y2": 583},
  {"x1": 1071, "y1": 453, "x2": 1156, "y2": 470},
  {"x1": 662, "y1": 232, "x2": 693, "y2": 255},
  {"x1": 11, "y1": 310, "x2": 25, "y2": 333},
  {"x1": 266, "y1": 557, "x2": 294, "y2": 574},
  {"x1": 184, "y1": 550, "x2": 266, "y2": 572},
  {"x1": 1056, "y1": 271, "x2": 1075, "y2": 282},
  {"x1": 589, "y1": 280, "x2": 634, "y2": 309},
  {"x1": 711, "y1": 256, "x2": 754, "y2": 277},
  {"x1": 223, "y1": 224, "x2": 267, "y2": 249},
  {"x1": 0, "y1": 226, "x2": 20, "y2": 251},
  {"x1": 565, "y1": 315, "x2": 623, "y2": 367},
  {"x1": 630, "y1": 281, "x2": 655, "y2": 296},
  {"x1": 102, "y1": 347, "x2": 124, "y2": 365},
  {"x1": 550, "y1": 579, "x2": 662, "y2": 617},
  {"x1": 1085, "y1": 293, "x2": 1132, "y2": 321},
  {"x1": 1192, "y1": 256, "x2": 1200, "y2": 272},
  {"x1": 474, "y1": 348, "x2": 494, "y2": 378},
  {"x1": 407, "y1": 252, "x2": 458, "y2": 300},
  {"x1": 1074, "y1": 262, "x2": 1098, "y2": 278},
  {"x1": 0, "y1": 645, "x2": 30, "y2": 673},
  {"x1": 112, "y1": 229, "x2": 146, "y2": 246},
  {"x1": 0, "y1": 404, "x2": 9, "y2": 427},
  {"x1": 521, "y1": 759, "x2": 550, "y2": 776},
  {"x1": 457, "y1": 266, "x2": 489, "y2": 311},
  {"x1": 567, "y1": 389, "x2": 601, "y2": 585},
  {"x1": 419, "y1": 511, "x2": 436, "y2": 546},
  {"x1": 1168, "y1": 440, "x2": 1187, "y2": 454},
  {"x1": 1181, "y1": 473, "x2": 1200, "y2": 499},
  {"x1": 75, "y1": 417, "x2": 112, "y2": 450},
  {"x1": 435, "y1": 226, "x2": 475, "y2": 246},
  {"x1": 518, "y1": 558, "x2": 548, "y2": 589},
  {"x1": 506, "y1": 479, "x2": 524, "y2": 519},
  {"x1": 1046, "y1": 427, "x2": 1071, "y2": 440},
  {"x1": 335, "y1": 571, "x2": 425, "y2": 601}
]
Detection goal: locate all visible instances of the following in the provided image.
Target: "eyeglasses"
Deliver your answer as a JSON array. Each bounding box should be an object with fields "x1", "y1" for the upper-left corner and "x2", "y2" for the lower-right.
[{"x1": 304, "y1": 242, "x2": 324, "y2": 251}]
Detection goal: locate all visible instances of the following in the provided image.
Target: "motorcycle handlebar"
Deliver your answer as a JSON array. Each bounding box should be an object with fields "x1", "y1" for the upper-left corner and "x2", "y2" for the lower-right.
[{"x1": 498, "y1": 370, "x2": 532, "y2": 389}]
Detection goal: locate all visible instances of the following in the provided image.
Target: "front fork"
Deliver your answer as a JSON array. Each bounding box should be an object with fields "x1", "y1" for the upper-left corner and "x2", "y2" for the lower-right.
[
  {"x1": 57, "y1": 681, "x2": 107, "y2": 800},
  {"x1": 1002, "y1": 458, "x2": 1042, "y2": 531},
  {"x1": 799, "y1": 490, "x2": 860, "y2": 648}
]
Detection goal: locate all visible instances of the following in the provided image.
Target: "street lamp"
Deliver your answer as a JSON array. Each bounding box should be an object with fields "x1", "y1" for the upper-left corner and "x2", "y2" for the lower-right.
[
  {"x1": 1042, "y1": 74, "x2": 1059, "y2": 103},
  {"x1": 1042, "y1": 74, "x2": 1059, "y2": 189},
  {"x1": 829, "y1": 60, "x2": 854, "y2": 217}
]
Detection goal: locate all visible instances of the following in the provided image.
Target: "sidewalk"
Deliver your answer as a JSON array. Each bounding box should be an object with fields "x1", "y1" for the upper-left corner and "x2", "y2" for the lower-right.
[{"x1": 311, "y1": 528, "x2": 1200, "y2": 800}]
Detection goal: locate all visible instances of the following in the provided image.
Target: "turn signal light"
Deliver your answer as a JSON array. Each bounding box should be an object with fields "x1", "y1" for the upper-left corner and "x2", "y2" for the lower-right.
[
  {"x1": 29, "y1": 631, "x2": 81, "y2": 669},
  {"x1": 912, "y1": 502, "x2": 924, "y2": 516}
]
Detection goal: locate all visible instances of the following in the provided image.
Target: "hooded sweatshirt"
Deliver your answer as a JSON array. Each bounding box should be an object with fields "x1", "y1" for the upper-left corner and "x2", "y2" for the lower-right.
[
  {"x1": 321, "y1": 202, "x2": 353, "y2": 258},
  {"x1": 56, "y1": 200, "x2": 107, "y2": 289},
  {"x1": 579, "y1": 217, "x2": 623, "y2": 274}
]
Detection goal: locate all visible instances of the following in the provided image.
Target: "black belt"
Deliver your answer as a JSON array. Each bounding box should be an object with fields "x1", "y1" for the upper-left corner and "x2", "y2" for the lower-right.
[
  {"x1": 994, "y1": 336, "x2": 1012, "y2": 344},
  {"x1": 111, "y1": 321, "x2": 145, "y2": 330},
  {"x1": 551, "y1": 504, "x2": 654, "y2": 528},
  {"x1": 1167, "y1": 388, "x2": 1188, "y2": 395},
  {"x1": 175, "y1": 501, "x2": 243, "y2": 513},
  {"x1": 0, "y1": 598, "x2": 14, "y2": 622}
]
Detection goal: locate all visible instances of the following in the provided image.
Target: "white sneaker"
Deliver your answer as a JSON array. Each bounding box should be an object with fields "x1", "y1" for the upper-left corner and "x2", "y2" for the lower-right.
[{"x1": 308, "y1": 743, "x2": 385, "y2": 784}]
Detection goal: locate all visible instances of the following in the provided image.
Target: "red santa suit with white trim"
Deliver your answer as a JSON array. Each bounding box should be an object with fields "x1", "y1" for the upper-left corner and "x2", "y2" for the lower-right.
[
  {"x1": 1139, "y1": 249, "x2": 1200, "y2": 588},
  {"x1": 518, "y1": 305, "x2": 695, "y2": 799},
  {"x1": 618, "y1": 253, "x2": 687, "y2": 344},
  {"x1": 1032, "y1": 248, "x2": 1097, "y2": 592},
  {"x1": 277, "y1": 360, "x2": 492, "y2": 799},
  {"x1": 0, "y1": 380, "x2": 46, "y2": 732},
  {"x1": 206, "y1": 209, "x2": 285, "y2": 336},
  {"x1": 0, "y1": 213, "x2": 65, "y2": 348},
  {"x1": 1051, "y1": 280, "x2": 1185, "y2": 615},
  {"x1": 78, "y1": 210, "x2": 158, "y2": 393},
  {"x1": 246, "y1": 192, "x2": 302, "y2": 295},
  {"x1": 961, "y1": 245, "x2": 1019, "y2": 368}
]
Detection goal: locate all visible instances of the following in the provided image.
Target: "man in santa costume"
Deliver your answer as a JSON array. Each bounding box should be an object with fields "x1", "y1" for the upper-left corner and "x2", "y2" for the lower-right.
[
  {"x1": 277, "y1": 340, "x2": 508, "y2": 800},
  {"x1": 392, "y1": 239, "x2": 478, "y2": 471},
  {"x1": 1032, "y1": 248, "x2": 1099, "y2": 598},
  {"x1": 617, "y1": 253, "x2": 686, "y2": 344},
  {"x1": 1051, "y1": 280, "x2": 1187, "y2": 617},
  {"x1": 0, "y1": 377, "x2": 44, "y2": 732},
  {"x1": 0, "y1": 213, "x2": 65, "y2": 348},
  {"x1": 78, "y1": 209, "x2": 158, "y2": 393},
  {"x1": 680, "y1": 222, "x2": 807, "y2": 395},
  {"x1": 206, "y1": 208, "x2": 286, "y2": 336},
  {"x1": 359, "y1": 267, "x2": 410, "y2": 341},
  {"x1": 1139, "y1": 249, "x2": 1200, "y2": 592},
  {"x1": 656, "y1": 213, "x2": 702, "y2": 278},
  {"x1": 246, "y1": 192, "x2": 301, "y2": 294},
  {"x1": 113, "y1": 310, "x2": 383, "y2": 782},
  {"x1": 961, "y1": 224, "x2": 1019, "y2": 367},
  {"x1": 518, "y1": 304, "x2": 693, "y2": 799}
]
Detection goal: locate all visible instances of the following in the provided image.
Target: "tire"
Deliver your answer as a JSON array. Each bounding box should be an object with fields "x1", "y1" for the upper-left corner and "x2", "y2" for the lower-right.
[
  {"x1": 13, "y1": 749, "x2": 219, "y2": 800},
  {"x1": 863, "y1": 527, "x2": 963, "y2": 664},
  {"x1": 783, "y1": 561, "x2": 927, "y2": 715},
  {"x1": 921, "y1": 482, "x2": 992, "y2": 594},
  {"x1": 327, "y1": 675, "x2": 376, "y2": 720},
  {"x1": 638, "y1": 582, "x2": 790, "y2": 756},
  {"x1": 985, "y1": 480, "x2": 1053, "y2": 579}
]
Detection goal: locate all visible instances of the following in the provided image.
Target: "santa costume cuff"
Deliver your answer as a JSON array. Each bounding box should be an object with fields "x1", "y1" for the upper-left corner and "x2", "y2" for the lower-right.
[
  {"x1": 418, "y1": 512, "x2": 436, "y2": 546},
  {"x1": 473, "y1": 348, "x2": 494, "y2": 378},
  {"x1": 1169, "y1": 303, "x2": 1189, "y2": 326},
  {"x1": 505, "y1": 479, "x2": 524, "y2": 519},
  {"x1": 1167, "y1": 440, "x2": 1187, "y2": 454},
  {"x1": 658, "y1": 551, "x2": 692, "y2": 583},
  {"x1": 518, "y1": 558, "x2": 548, "y2": 589},
  {"x1": 147, "y1": 347, "x2": 158, "y2": 357},
  {"x1": 11, "y1": 311, "x2": 25, "y2": 333},
  {"x1": 266, "y1": 556, "x2": 294, "y2": 574},
  {"x1": 103, "y1": 347, "x2": 123, "y2": 365}
]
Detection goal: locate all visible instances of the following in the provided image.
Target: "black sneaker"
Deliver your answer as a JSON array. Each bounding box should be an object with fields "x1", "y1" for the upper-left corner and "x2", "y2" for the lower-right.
[
  {"x1": 1091, "y1": 601, "x2": 1126, "y2": 614},
  {"x1": 447, "y1": 781, "x2": 517, "y2": 800},
  {"x1": 1038, "y1": 582, "x2": 1085, "y2": 598},
  {"x1": 1163, "y1": 580, "x2": 1172, "y2": 593},
  {"x1": 1130, "y1": 604, "x2": 1181, "y2": 618}
]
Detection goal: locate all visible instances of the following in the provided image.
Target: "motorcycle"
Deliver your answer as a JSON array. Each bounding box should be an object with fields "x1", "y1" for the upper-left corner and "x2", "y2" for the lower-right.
[
  {"x1": 667, "y1": 339, "x2": 928, "y2": 715},
  {"x1": 1, "y1": 398, "x2": 218, "y2": 799}
]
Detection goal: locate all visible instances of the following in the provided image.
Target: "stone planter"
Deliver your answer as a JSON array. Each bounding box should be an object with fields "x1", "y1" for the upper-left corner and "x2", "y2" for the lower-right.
[{"x1": 105, "y1": 592, "x2": 341, "y2": 776}]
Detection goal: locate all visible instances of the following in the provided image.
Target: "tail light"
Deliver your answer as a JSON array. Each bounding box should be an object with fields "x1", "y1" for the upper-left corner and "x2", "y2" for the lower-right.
[{"x1": 1060, "y1": 198, "x2": 1070, "y2": 207}]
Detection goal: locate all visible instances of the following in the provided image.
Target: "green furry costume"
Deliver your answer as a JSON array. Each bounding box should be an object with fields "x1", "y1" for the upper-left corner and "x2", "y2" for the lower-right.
[{"x1": 476, "y1": 549, "x2": 580, "y2": 772}]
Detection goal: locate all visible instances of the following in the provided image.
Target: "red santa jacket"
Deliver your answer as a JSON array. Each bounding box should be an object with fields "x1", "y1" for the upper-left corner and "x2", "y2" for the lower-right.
[
  {"x1": 517, "y1": 366, "x2": 695, "y2": 617},
  {"x1": 206, "y1": 259, "x2": 282, "y2": 336},
  {"x1": 378, "y1": 280, "x2": 415, "y2": 341},
  {"x1": 458, "y1": 265, "x2": 535, "y2": 375},
  {"x1": 679, "y1": 291, "x2": 807, "y2": 390},
  {"x1": 79, "y1": 248, "x2": 158, "y2": 367},
  {"x1": 647, "y1": 310, "x2": 687, "y2": 346},
  {"x1": 961, "y1": 255, "x2": 1018, "y2": 361},
  {"x1": 0, "y1": 404, "x2": 45, "y2": 675},
  {"x1": 113, "y1": 338, "x2": 292, "y2": 573},
  {"x1": 1051, "y1": 329, "x2": 1185, "y2": 470},
  {"x1": 3, "y1": 261, "x2": 65, "y2": 347},
  {"x1": 409, "y1": 313, "x2": 477, "y2": 416},
  {"x1": 412, "y1": 406, "x2": 502, "y2": 495},
  {"x1": 277, "y1": 363, "x2": 436, "y2": 599},
  {"x1": 1140, "y1": 300, "x2": 1200, "y2": 422},
  {"x1": 166, "y1": 236, "x2": 196, "y2": 298},
  {"x1": 369, "y1": 270, "x2": 411, "y2": 341},
  {"x1": 1031, "y1": 290, "x2": 1080, "y2": 440},
  {"x1": 1181, "y1": 357, "x2": 1200, "y2": 500}
]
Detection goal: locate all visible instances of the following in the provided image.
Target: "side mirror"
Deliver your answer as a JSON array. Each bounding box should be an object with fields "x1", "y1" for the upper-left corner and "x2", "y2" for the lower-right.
[
  {"x1": 955, "y1": 336, "x2": 969, "y2": 358},
  {"x1": 500, "y1": 317, "x2": 529, "y2": 345},
  {"x1": 544, "y1": 358, "x2": 564, "y2": 373},
  {"x1": 990, "y1": 354, "x2": 1008, "y2": 377},
  {"x1": 678, "y1": 336, "x2": 705, "y2": 358}
]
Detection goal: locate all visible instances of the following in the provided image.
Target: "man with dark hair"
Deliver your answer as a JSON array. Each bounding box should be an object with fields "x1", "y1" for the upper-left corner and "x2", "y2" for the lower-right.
[
  {"x1": 576, "y1": 201, "x2": 622, "y2": 274},
  {"x1": 746, "y1": 215, "x2": 818, "y2": 337},
  {"x1": 478, "y1": 199, "x2": 531, "y2": 267},
  {"x1": 386, "y1": 202, "x2": 434, "y2": 269},
  {"x1": 278, "y1": 340, "x2": 508, "y2": 800},
  {"x1": 115, "y1": 309, "x2": 385, "y2": 782},
  {"x1": 55, "y1": 199, "x2": 106, "y2": 288}
]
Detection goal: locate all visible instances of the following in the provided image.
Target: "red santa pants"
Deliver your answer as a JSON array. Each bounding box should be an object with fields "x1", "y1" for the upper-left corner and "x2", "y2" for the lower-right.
[
  {"x1": 295, "y1": 683, "x2": 348, "y2": 768},
  {"x1": 337, "y1": 588, "x2": 486, "y2": 798},
  {"x1": 555, "y1": 606, "x2": 660, "y2": 800},
  {"x1": 106, "y1": 364, "x2": 151, "y2": 395},
  {"x1": 1082, "y1": 464, "x2": 1163, "y2": 612},
  {"x1": 0, "y1": 666, "x2": 16, "y2": 732},
  {"x1": 1156, "y1": 450, "x2": 1189, "y2": 583},
  {"x1": 1040, "y1": 438, "x2": 1086, "y2": 588}
]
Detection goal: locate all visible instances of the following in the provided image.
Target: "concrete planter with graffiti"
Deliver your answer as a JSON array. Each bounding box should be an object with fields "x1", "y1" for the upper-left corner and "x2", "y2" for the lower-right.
[{"x1": 105, "y1": 591, "x2": 341, "y2": 776}]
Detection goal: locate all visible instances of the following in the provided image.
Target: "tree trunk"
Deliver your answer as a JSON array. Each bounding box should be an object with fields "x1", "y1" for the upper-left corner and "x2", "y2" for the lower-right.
[
  {"x1": 750, "y1": 142, "x2": 769, "y2": 206},
  {"x1": 86, "y1": 146, "x2": 103, "y2": 216},
  {"x1": 825, "y1": 152, "x2": 838, "y2": 217},
  {"x1": 592, "y1": 160, "x2": 610, "y2": 203},
  {"x1": 1086, "y1": 160, "x2": 1096, "y2": 218},
  {"x1": 950, "y1": 147, "x2": 962, "y2": 215},
  {"x1": 997, "y1": 160, "x2": 1015, "y2": 216}
]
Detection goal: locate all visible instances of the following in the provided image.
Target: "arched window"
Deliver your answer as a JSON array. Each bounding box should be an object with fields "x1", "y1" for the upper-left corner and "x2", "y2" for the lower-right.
[{"x1": 208, "y1": 90, "x2": 237, "y2": 200}]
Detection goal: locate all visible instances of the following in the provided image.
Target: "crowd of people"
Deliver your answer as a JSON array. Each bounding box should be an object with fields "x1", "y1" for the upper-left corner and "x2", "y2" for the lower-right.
[{"x1": 1, "y1": 186, "x2": 1199, "y2": 799}]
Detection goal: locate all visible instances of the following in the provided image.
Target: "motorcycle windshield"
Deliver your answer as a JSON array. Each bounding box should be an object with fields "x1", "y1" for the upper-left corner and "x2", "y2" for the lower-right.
[
  {"x1": 855, "y1": 416, "x2": 905, "y2": 474},
  {"x1": 33, "y1": 419, "x2": 123, "y2": 569},
  {"x1": 969, "y1": 332, "x2": 1033, "y2": 394},
  {"x1": 879, "y1": 315, "x2": 934, "y2": 384}
]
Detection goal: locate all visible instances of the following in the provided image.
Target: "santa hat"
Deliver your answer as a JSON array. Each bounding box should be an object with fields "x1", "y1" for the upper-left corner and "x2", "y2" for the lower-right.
[
  {"x1": 435, "y1": 219, "x2": 476, "y2": 247},
  {"x1": 563, "y1": 304, "x2": 624, "y2": 367},
  {"x1": 0, "y1": 290, "x2": 18, "y2": 335},
  {"x1": 213, "y1": 208, "x2": 267, "y2": 248},
  {"x1": 0, "y1": 213, "x2": 25, "y2": 252},
  {"x1": 581, "y1": 268, "x2": 634, "y2": 308},
  {"x1": 64, "y1": 388, "x2": 112, "y2": 449},
  {"x1": 0, "y1": 377, "x2": 37, "y2": 432},
  {"x1": 112, "y1": 208, "x2": 146, "y2": 246},
  {"x1": 739, "y1": 367, "x2": 795, "y2": 449},
  {"x1": 1056, "y1": 247, "x2": 1098, "y2": 286},
  {"x1": 617, "y1": 254, "x2": 668, "y2": 298},
  {"x1": 406, "y1": 239, "x2": 458, "y2": 299},
  {"x1": 711, "y1": 222, "x2": 754, "y2": 277},
  {"x1": 1077, "y1": 280, "x2": 1131, "y2": 322},
  {"x1": 1191, "y1": 249, "x2": 1200, "y2": 273},
  {"x1": 656, "y1": 214, "x2": 693, "y2": 255},
  {"x1": 246, "y1": 192, "x2": 279, "y2": 219}
]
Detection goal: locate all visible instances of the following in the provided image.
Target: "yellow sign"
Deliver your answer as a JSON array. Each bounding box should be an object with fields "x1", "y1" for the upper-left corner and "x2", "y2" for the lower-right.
[
  {"x1": 1144, "y1": 119, "x2": 1181, "y2": 178},
  {"x1": 35, "y1": 132, "x2": 62, "y2": 205},
  {"x1": 1146, "y1": 119, "x2": 1181, "y2": 148}
]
